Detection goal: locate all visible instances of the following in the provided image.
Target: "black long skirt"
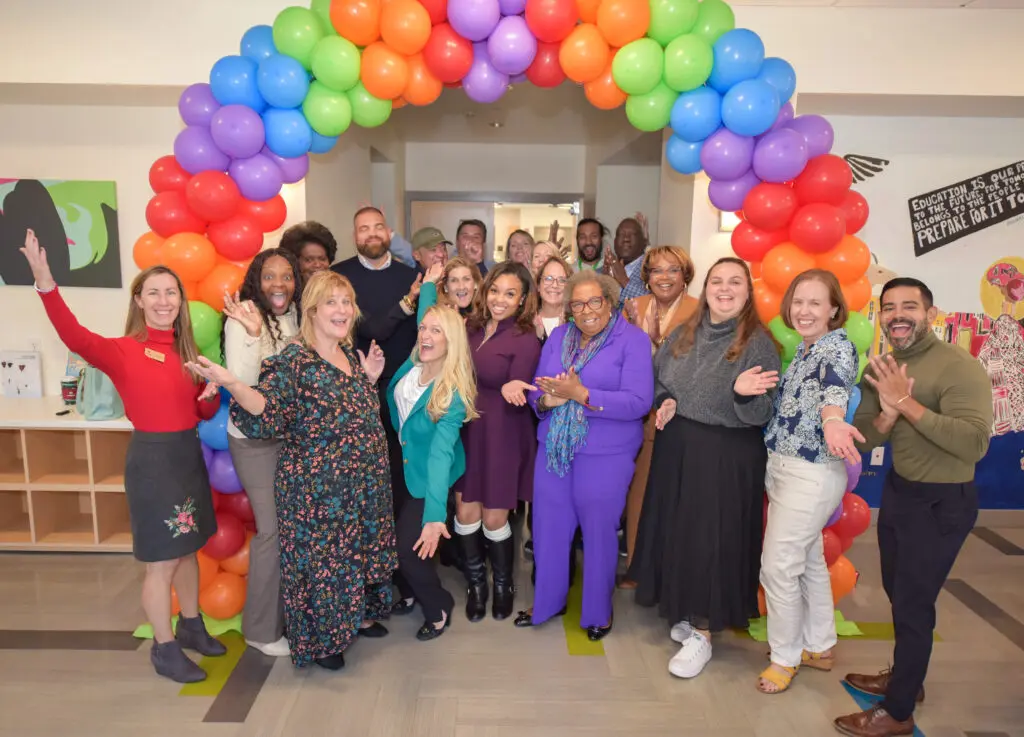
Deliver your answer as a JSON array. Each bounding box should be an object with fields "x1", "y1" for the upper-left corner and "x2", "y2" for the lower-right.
[
  {"x1": 124, "y1": 429, "x2": 216, "y2": 562},
  {"x1": 628, "y1": 415, "x2": 766, "y2": 632}
]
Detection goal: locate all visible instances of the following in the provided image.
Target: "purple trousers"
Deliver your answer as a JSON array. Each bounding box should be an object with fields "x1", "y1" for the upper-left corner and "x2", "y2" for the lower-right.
[{"x1": 532, "y1": 443, "x2": 636, "y2": 629}]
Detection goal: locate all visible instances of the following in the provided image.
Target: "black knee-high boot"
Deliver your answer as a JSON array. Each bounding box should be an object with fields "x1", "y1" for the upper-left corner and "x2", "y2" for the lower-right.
[
  {"x1": 457, "y1": 528, "x2": 488, "y2": 622},
  {"x1": 487, "y1": 534, "x2": 515, "y2": 620}
]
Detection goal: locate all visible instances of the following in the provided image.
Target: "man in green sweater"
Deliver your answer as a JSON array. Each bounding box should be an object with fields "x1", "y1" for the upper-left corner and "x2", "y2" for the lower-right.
[{"x1": 834, "y1": 278, "x2": 992, "y2": 737}]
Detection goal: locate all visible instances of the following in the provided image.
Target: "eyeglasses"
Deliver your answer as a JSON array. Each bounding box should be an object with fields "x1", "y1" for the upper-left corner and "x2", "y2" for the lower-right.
[
  {"x1": 569, "y1": 296, "x2": 606, "y2": 314},
  {"x1": 650, "y1": 267, "x2": 683, "y2": 277},
  {"x1": 542, "y1": 275, "x2": 568, "y2": 286}
]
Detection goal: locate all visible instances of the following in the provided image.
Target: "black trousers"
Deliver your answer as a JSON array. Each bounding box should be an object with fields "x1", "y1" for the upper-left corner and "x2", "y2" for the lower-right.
[
  {"x1": 378, "y1": 381, "x2": 415, "y2": 599},
  {"x1": 878, "y1": 470, "x2": 977, "y2": 721},
  {"x1": 396, "y1": 497, "x2": 454, "y2": 624}
]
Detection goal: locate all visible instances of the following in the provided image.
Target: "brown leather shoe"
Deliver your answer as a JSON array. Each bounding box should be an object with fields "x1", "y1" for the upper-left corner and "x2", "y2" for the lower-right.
[
  {"x1": 843, "y1": 668, "x2": 925, "y2": 703},
  {"x1": 833, "y1": 706, "x2": 914, "y2": 736}
]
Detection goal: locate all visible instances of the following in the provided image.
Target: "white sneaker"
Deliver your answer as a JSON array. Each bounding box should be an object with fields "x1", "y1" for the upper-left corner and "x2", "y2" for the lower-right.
[
  {"x1": 246, "y1": 637, "x2": 290, "y2": 657},
  {"x1": 670, "y1": 621, "x2": 694, "y2": 643},
  {"x1": 668, "y1": 631, "x2": 712, "y2": 678}
]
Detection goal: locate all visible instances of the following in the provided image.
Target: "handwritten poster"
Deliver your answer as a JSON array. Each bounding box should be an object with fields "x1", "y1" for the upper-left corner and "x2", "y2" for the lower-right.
[{"x1": 907, "y1": 160, "x2": 1024, "y2": 257}]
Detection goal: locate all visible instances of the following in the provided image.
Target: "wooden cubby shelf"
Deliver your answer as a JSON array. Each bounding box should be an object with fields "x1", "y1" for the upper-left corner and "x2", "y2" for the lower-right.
[{"x1": 0, "y1": 490, "x2": 32, "y2": 544}]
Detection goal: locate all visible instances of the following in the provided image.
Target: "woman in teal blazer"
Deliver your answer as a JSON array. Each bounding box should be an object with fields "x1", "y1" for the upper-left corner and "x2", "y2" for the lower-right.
[{"x1": 387, "y1": 304, "x2": 478, "y2": 640}]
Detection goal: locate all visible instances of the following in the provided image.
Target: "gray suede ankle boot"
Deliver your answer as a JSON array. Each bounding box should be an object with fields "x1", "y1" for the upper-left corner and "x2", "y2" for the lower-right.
[
  {"x1": 151, "y1": 640, "x2": 206, "y2": 683},
  {"x1": 176, "y1": 614, "x2": 227, "y2": 656}
]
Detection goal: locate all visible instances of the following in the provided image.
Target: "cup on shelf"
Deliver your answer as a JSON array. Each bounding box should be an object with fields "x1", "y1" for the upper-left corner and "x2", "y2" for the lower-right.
[{"x1": 60, "y1": 376, "x2": 79, "y2": 406}]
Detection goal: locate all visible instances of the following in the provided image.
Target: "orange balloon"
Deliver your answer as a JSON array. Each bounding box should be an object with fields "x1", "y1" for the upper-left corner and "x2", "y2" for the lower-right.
[
  {"x1": 841, "y1": 275, "x2": 872, "y2": 313},
  {"x1": 829, "y1": 554, "x2": 858, "y2": 604},
  {"x1": 180, "y1": 281, "x2": 200, "y2": 299},
  {"x1": 196, "y1": 550, "x2": 221, "y2": 591},
  {"x1": 361, "y1": 41, "x2": 410, "y2": 100},
  {"x1": 753, "y1": 279, "x2": 782, "y2": 323},
  {"x1": 220, "y1": 534, "x2": 251, "y2": 576},
  {"x1": 757, "y1": 585, "x2": 767, "y2": 617},
  {"x1": 761, "y1": 241, "x2": 816, "y2": 294},
  {"x1": 199, "y1": 571, "x2": 247, "y2": 620},
  {"x1": 597, "y1": 0, "x2": 650, "y2": 48},
  {"x1": 749, "y1": 261, "x2": 762, "y2": 279},
  {"x1": 577, "y1": 0, "x2": 601, "y2": 23},
  {"x1": 133, "y1": 231, "x2": 166, "y2": 271},
  {"x1": 162, "y1": 232, "x2": 217, "y2": 283},
  {"x1": 816, "y1": 234, "x2": 870, "y2": 285},
  {"x1": 380, "y1": 0, "x2": 431, "y2": 55},
  {"x1": 584, "y1": 58, "x2": 627, "y2": 110},
  {"x1": 198, "y1": 263, "x2": 247, "y2": 312},
  {"x1": 402, "y1": 54, "x2": 442, "y2": 106},
  {"x1": 393, "y1": 97, "x2": 408, "y2": 108},
  {"x1": 331, "y1": 0, "x2": 382, "y2": 47},
  {"x1": 559, "y1": 24, "x2": 610, "y2": 84},
  {"x1": 170, "y1": 587, "x2": 181, "y2": 616}
]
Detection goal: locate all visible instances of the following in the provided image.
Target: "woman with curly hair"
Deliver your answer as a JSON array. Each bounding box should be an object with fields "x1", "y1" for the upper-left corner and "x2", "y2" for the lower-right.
[
  {"x1": 222, "y1": 248, "x2": 301, "y2": 658},
  {"x1": 279, "y1": 221, "x2": 337, "y2": 280}
]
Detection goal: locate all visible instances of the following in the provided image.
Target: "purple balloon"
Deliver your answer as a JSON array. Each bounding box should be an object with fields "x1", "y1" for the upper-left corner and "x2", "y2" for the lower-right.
[
  {"x1": 487, "y1": 15, "x2": 537, "y2": 75},
  {"x1": 708, "y1": 169, "x2": 761, "y2": 212},
  {"x1": 448, "y1": 0, "x2": 501, "y2": 42},
  {"x1": 262, "y1": 148, "x2": 309, "y2": 184},
  {"x1": 826, "y1": 502, "x2": 842, "y2": 528},
  {"x1": 174, "y1": 125, "x2": 231, "y2": 174},
  {"x1": 209, "y1": 450, "x2": 243, "y2": 494},
  {"x1": 499, "y1": 0, "x2": 527, "y2": 13},
  {"x1": 699, "y1": 128, "x2": 755, "y2": 182},
  {"x1": 757, "y1": 101, "x2": 794, "y2": 141},
  {"x1": 178, "y1": 83, "x2": 221, "y2": 127},
  {"x1": 201, "y1": 442, "x2": 214, "y2": 471},
  {"x1": 463, "y1": 44, "x2": 509, "y2": 104},
  {"x1": 845, "y1": 455, "x2": 863, "y2": 493},
  {"x1": 752, "y1": 127, "x2": 808, "y2": 183},
  {"x1": 230, "y1": 153, "x2": 284, "y2": 201},
  {"x1": 783, "y1": 114, "x2": 835, "y2": 158},
  {"x1": 210, "y1": 104, "x2": 266, "y2": 159},
  {"x1": 510, "y1": 72, "x2": 528, "y2": 84}
]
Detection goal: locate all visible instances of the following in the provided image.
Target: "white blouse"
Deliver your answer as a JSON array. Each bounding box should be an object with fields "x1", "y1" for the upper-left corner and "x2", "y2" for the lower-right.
[{"x1": 395, "y1": 364, "x2": 431, "y2": 431}]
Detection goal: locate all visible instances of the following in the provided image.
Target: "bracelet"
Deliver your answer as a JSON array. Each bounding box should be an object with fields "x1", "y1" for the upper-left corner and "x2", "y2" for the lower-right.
[
  {"x1": 33, "y1": 281, "x2": 56, "y2": 294},
  {"x1": 895, "y1": 394, "x2": 911, "y2": 406},
  {"x1": 822, "y1": 416, "x2": 843, "y2": 427}
]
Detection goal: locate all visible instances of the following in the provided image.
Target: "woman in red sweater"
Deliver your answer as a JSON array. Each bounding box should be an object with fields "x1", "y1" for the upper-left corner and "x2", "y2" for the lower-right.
[{"x1": 21, "y1": 229, "x2": 225, "y2": 684}]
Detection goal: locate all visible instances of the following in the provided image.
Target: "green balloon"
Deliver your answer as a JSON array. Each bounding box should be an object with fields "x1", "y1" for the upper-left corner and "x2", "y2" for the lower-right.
[
  {"x1": 692, "y1": 0, "x2": 735, "y2": 46},
  {"x1": 856, "y1": 352, "x2": 868, "y2": 383},
  {"x1": 200, "y1": 341, "x2": 224, "y2": 368},
  {"x1": 303, "y1": 81, "x2": 353, "y2": 136},
  {"x1": 625, "y1": 82, "x2": 678, "y2": 132},
  {"x1": 310, "y1": 36, "x2": 361, "y2": 92},
  {"x1": 663, "y1": 33, "x2": 713, "y2": 92},
  {"x1": 612, "y1": 39, "x2": 664, "y2": 96},
  {"x1": 647, "y1": 0, "x2": 700, "y2": 46},
  {"x1": 845, "y1": 312, "x2": 874, "y2": 354},
  {"x1": 768, "y1": 315, "x2": 802, "y2": 361},
  {"x1": 273, "y1": 6, "x2": 325, "y2": 70},
  {"x1": 347, "y1": 82, "x2": 392, "y2": 128},
  {"x1": 781, "y1": 358, "x2": 791, "y2": 376},
  {"x1": 309, "y1": 0, "x2": 334, "y2": 35},
  {"x1": 189, "y1": 301, "x2": 222, "y2": 350}
]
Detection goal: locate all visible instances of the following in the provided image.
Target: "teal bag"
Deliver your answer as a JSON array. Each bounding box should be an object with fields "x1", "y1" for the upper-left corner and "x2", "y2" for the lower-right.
[{"x1": 76, "y1": 366, "x2": 125, "y2": 421}]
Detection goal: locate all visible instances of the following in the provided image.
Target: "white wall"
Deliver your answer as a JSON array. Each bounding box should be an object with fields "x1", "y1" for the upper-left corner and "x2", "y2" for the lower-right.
[
  {"x1": 405, "y1": 143, "x2": 585, "y2": 194},
  {"x1": 596, "y1": 165, "x2": 661, "y2": 246},
  {"x1": 305, "y1": 139, "x2": 372, "y2": 263}
]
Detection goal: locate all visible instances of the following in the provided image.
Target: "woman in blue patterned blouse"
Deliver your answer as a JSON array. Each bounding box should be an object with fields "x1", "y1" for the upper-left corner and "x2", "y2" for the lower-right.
[{"x1": 758, "y1": 269, "x2": 865, "y2": 694}]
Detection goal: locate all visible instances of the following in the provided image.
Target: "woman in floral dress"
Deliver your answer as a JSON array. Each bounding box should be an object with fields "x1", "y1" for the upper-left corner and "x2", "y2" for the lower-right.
[{"x1": 188, "y1": 271, "x2": 397, "y2": 670}]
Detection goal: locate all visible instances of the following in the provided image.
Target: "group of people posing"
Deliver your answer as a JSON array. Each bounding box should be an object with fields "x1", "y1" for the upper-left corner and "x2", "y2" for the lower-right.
[{"x1": 20, "y1": 205, "x2": 991, "y2": 737}]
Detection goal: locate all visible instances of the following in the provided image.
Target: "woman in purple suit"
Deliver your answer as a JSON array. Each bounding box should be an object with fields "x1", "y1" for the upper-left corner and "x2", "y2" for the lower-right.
[{"x1": 513, "y1": 271, "x2": 653, "y2": 640}]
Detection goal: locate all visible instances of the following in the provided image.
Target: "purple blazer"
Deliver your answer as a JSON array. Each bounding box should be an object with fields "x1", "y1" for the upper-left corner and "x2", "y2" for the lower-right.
[{"x1": 528, "y1": 316, "x2": 654, "y2": 459}]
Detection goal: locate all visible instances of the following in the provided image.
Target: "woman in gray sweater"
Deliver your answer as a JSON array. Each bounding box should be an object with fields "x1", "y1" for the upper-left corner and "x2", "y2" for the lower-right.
[{"x1": 629, "y1": 256, "x2": 780, "y2": 680}]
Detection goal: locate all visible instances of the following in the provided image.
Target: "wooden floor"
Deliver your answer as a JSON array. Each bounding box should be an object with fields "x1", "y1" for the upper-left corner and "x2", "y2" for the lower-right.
[{"x1": 1, "y1": 522, "x2": 1023, "y2": 737}]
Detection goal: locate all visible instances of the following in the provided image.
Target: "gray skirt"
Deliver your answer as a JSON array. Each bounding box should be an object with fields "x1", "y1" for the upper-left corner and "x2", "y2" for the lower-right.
[{"x1": 124, "y1": 429, "x2": 217, "y2": 562}]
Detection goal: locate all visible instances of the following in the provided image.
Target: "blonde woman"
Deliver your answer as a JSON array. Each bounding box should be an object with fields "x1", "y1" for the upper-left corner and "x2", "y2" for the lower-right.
[
  {"x1": 530, "y1": 240, "x2": 562, "y2": 280},
  {"x1": 421, "y1": 256, "x2": 483, "y2": 318},
  {"x1": 387, "y1": 305, "x2": 479, "y2": 640},
  {"x1": 187, "y1": 271, "x2": 397, "y2": 671}
]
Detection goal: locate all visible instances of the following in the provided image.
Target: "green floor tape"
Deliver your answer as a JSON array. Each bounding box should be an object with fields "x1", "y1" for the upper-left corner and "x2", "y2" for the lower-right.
[
  {"x1": 563, "y1": 575, "x2": 605, "y2": 657},
  {"x1": 179, "y1": 631, "x2": 246, "y2": 697},
  {"x1": 746, "y1": 613, "x2": 940, "y2": 642}
]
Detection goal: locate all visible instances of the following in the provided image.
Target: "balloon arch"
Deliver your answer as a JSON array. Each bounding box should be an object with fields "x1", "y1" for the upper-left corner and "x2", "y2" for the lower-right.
[{"x1": 135, "y1": 0, "x2": 873, "y2": 623}]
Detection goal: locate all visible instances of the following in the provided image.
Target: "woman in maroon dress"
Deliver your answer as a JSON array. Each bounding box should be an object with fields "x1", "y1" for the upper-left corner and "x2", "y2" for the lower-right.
[{"x1": 454, "y1": 262, "x2": 541, "y2": 622}]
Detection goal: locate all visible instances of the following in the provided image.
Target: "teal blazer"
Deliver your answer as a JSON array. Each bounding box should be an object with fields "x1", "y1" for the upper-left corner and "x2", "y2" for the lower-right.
[{"x1": 387, "y1": 358, "x2": 467, "y2": 525}]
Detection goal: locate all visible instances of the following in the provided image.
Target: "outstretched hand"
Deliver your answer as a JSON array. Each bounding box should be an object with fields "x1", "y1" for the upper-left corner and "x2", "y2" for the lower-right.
[
  {"x1": 733, "y1": 366, "x2": 779, "y2": 396},
  {"x1": 357, "y1": 340, "x2": 386, "y2": 384},
  {"x1": 223, "y1": 292, "x2": 262, "y2": 338},
  {"x1": 501, "y1": 379, "x2": 538, "y2": 407},
  {"x1": 184, "y1": 357, "x2": 236, "y2": 389},
  {"x1": 413, "y1": 522, "x2": 450, "y2": 560},
  {"x1": 20, "y1": 229, "x2": 55, "y2": 290}
]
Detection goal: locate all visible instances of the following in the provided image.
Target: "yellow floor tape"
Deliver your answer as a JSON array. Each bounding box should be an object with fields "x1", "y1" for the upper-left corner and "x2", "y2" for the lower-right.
[
  {"x1": 563, "y1": 574, "x2": 606, "y2": 657},
  {"x1": 179, "y1": 631, "x2": 247, "y2": 697}
]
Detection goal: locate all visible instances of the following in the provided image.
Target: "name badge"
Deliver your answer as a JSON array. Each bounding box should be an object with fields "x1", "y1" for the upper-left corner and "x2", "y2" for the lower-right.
[{"x1": 144, "y1": 348, "x2": 166, "y2": 363}]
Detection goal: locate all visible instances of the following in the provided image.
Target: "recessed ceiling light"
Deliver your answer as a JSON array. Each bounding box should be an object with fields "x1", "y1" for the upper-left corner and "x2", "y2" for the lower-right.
[{"x1": 489, "y1": 121, "x2": 503, "y2": 128}]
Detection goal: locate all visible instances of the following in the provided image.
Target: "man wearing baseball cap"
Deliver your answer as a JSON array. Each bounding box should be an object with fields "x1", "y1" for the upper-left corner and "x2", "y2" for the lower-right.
[{"x1": 411, "y1": 226, "x2": 451, "y2": 275}]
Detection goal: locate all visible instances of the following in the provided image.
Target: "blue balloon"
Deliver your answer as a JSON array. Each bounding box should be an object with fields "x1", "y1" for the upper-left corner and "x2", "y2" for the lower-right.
[
  {"x1": 721, "y1": 78, "x2": 780, "y2": 137},
  {"x1": 257, "y1": 54, "x2": 310, "y2": 109},
  {"x1": 845, "y1": 385, "x2": 862, "y2": 424},
  {"x1": 670, "y1": 87, "x2": 723, "y2": 143},
  {"x1": 666, "y1": 134, "x2": 703, "y2": 175},
  {"x1": 707, "y1": 29, "x2": 765, "y2": 94},
  {"x1": 310, "y1": 131, "x2": 338, "y2": 154},
  {"x1": 263, "y1": 108, "x2": 313, "y2": 158},
  {"x1": 198, "y1": 404, "x2": 230, "y2": 451},
  {"x1": 757, "y1": 57, "x2": 796, "y2": 104},
  {"x1": 241, "y1": 25, "x2": 277, "y2": 62},
  {"x1": 210, "y1": 55, "x2": 266, "y2": 111}
]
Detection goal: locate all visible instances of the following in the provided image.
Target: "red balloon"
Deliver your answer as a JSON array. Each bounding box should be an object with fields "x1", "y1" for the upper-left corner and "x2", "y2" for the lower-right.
[
  {"x1": 525, "y1": 0, "x2": 580, "y2": 44},
  {"x1": 838, "y1": 533, "x2": 853, "y2": 553},
  {"x1": 822, "y1": 528, "x2": 842, "y2": 567},
  {"x1": 207, "y1": 216, "x2": 264, "y2": 260},
  {"x1": 149, "y1": 155, "x2": 189, "y2": 193},
  {"x1": 422, "y1": 23, "x2": 473, "y2": 84},
  {"x1": 789, "y1": 203, "x2": 847, "y2": 254},
  {"x1": 830, "y1": 493, "x2": 871, "y2": 541},
  {"x1": 185, "y1": 171, "x2": 242, "y2": 223},
  {"x1": 211, "y1": 489, "x2": 225, "y2": 512},
  {"x1": 731, "y1": 221, "x2": 788, "y2": 263},
  {"x1": 838, "y1": 190, "x2": 869, "y2": 235},
  {"x1": 526, "y1": 42, "x2": 566, "y2": 88},
  {"x1": 202, "y1": 511, "x2": 246, "y2": 560},
  {"x1": 418, "y1": 0, "x2": 447, "y2": 24},
  {"x1": 793, "y1": 154, "x2": 853, "y2": 206},
  {"x1": 145, "y1": 191, "x2": 207, "y2": 238},
  {"x1": 238, "y1": 195, "x2": 287, "y2": 232},
  {"x1": 743, "y1": 183, "x2": 798, "y2": 232},
  {"x1": 218, "y1": 490, "x2": 255, "y2": 525}
]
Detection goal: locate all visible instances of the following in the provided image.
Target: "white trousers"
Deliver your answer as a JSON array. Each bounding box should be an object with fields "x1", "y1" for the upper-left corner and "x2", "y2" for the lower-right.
[{"x1": 761, "y1": 452, "x2": 848, "y2": 668}]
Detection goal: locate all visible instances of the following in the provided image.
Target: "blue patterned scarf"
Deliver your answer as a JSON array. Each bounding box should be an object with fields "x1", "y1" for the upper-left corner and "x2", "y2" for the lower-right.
[{"x1": 545, "y1": 311, "x2": 619, "y2": 477}]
